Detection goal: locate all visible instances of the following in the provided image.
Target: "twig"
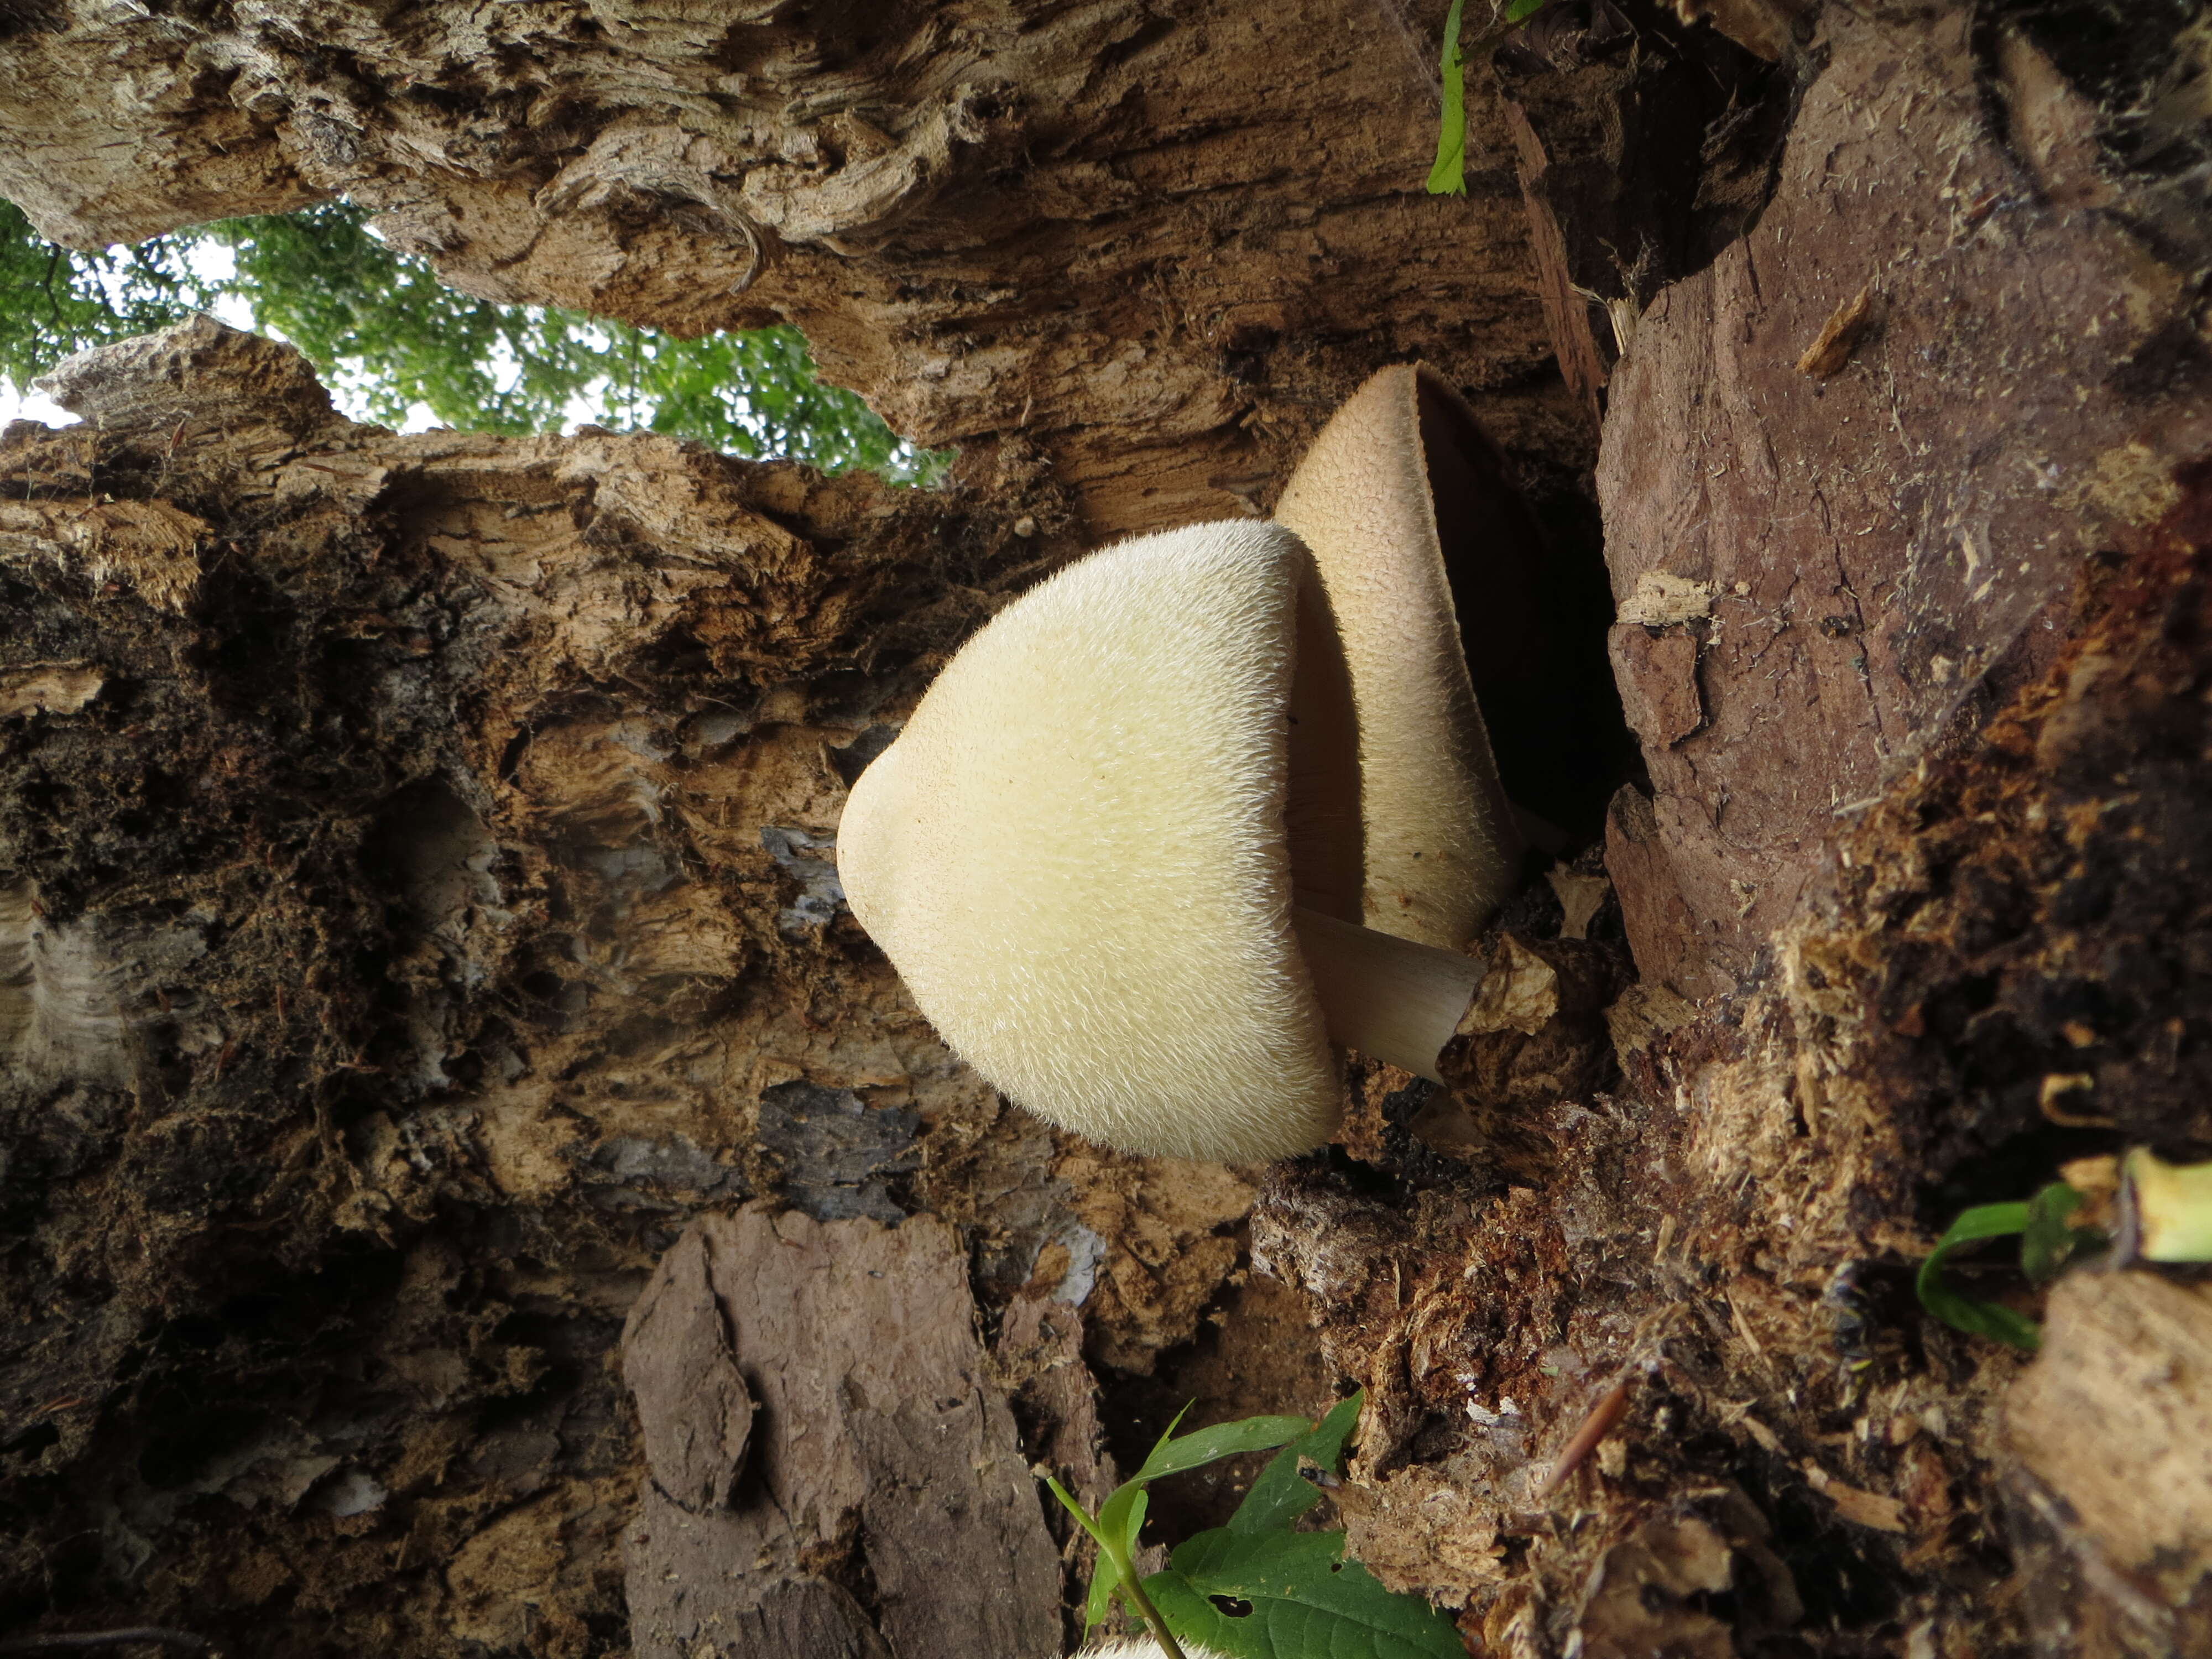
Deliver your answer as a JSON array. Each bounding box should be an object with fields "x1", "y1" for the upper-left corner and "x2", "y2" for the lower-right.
[
  {"x1": 1534, "y1": 1374, "x2": 1636, "y2": 1501},
  {"x1": 0, "y1": 1631, "x2": 211, "y2": 1655}
]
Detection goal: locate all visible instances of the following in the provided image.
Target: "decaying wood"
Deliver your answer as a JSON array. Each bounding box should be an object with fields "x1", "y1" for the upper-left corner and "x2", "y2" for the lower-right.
[
  {"x1": 0, "y1": 0, "x2": 1568, "y2": 539},
  {"x1": 0, "y1": 317, "x2": 1267, "y2": 1653},
  {"x1": 1499, "y1": 100, "x2": 1610, "y2": 427},
  {"x1": 1593, "y1": 3, "x2": 2212, "y2": 984},
  {"x1": 2006, "y1": 1272, "x2": 2212, "y2": 1657}
]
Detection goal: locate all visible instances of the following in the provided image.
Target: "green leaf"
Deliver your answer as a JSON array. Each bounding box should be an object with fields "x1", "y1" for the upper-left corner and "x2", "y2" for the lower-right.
[
  {"x1": 0, "y1": 201, "x2": 213, "y2": 390},
  {"x1": 1504, "y1": 0, "x2": 1552, "y2": 22},
  {"x1": 1916, "y1": 1201, "x2": 2041, "y2": 1352},
  {"x1": 1086, "y1": 1546, "x2": 1122, "y2": 1632},
  {"x1": 1230, "y1": 1393, "x2": 1363, "y2": 1536},
  {"x1": 1045, "y1": 1475, "x2": 1110, "y2": 1550},
  {"x1": 0, "y1": 200, "x2": 947, "y2": 482},
  {"x1": 1136, "y1": 1401, "x2": 1197, "y2": 1475},
  {"x1": 1145, "y1": 1527, "x2": 1463, "y2": 1659},
  {"x1": 1095, "y1": 1477, "x2": 1148, "y2": 1561},
  {"x1": 1426, "y1": 0, "x2": 1468, "y2": 196},
  {"x1": 2020, "y1": 1182, "x2": 2090, "y2": 1283},
  {"x1": 1057, "y1": 1402, "x2": 1365, "y2": 1641},
  {"x1": 1121, "y1": 1486, "x2": 1151, "y2": 1565},
  {"x1": 1137, "y1": 1414, "x2": 1311, "y2": 1484}
]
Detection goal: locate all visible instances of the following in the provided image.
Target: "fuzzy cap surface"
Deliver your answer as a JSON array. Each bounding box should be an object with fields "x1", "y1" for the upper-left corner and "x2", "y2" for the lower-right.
[{"x1": 835, "y1": 520, "x2": 1343, "y2": 1163}]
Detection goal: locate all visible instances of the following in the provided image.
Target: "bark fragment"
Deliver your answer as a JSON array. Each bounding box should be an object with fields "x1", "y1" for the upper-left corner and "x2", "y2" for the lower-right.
[
  {"x1": 1594, "y1": 4, "x2": 2212, "y2": 984},
  {"x1": 618, "y1": 1206, "x2": 1063, "y2": 1659},
  {"x1": 2006, "y1": 1272, "x2": 2212, "y2": 1656}
]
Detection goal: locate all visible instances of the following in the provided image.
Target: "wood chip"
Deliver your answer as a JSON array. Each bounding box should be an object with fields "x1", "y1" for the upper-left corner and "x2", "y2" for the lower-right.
[
  {"x1": 0, "y1": 662, "x2": 102, "y2": 718},
  {"x1": 1802, "y1": 1461, "x2": 1909, "y2": 1532},
  {"x1": 1616, "y1": 569, "x2": 1717, "y2": 628},
  {"x1": 1795, "y1": 283, "x2": 1877, "y2": 378}
]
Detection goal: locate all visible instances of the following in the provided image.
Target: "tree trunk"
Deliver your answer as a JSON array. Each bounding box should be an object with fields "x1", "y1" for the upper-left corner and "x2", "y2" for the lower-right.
[{"x1": 2, "y1": 2, "x2": 2209, "y2": 1657}]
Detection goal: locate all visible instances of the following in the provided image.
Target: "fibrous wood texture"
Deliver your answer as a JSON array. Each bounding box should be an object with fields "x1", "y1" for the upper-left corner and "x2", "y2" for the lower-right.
[
  {"x1": 1594, "y1": 3, "x2": 2212, "y2": 991},
  {"x1": 0, "y1": 316, "x2": 1264, "y2": 1655},
  {"x1": 0, "y1": 0, "x2": 1565, "y2": 538},
  {"x1": 4, "y1": 0, "x2": 2212, "y2": 1656}
]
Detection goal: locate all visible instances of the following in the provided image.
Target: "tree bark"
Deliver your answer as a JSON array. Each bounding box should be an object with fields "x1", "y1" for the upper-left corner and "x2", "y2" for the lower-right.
[{"x1": 3, "y1": 1, "x2": 2210, "y2": 1656}]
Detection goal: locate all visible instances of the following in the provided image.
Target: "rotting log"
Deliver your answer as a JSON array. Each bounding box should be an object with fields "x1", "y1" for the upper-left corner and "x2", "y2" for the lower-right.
[
  {"x1": 0, "y1": 0, "x2": 1570, "y2": 540},
  {"x1": 0, "y1": 319, "x2": 1274, "y2": 1656},
  {"x1": 3, "y1": 0, "x2": 2212, "y2": 1655}
]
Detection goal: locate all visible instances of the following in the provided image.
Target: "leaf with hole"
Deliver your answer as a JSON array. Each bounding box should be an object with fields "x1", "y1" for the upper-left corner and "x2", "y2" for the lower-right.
[
  {"x1": 1229, "y1": 1391, "x2": 1362, "y2": 1536},
  {"x1": 1143, "y1": 1526, "x2": 1465, "y2": 1659}
]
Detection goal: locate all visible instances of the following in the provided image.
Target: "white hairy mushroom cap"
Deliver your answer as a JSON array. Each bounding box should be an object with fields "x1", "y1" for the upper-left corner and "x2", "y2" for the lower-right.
[
  {"x1": 1275, "y1": 362, "x2": 1521, "y2": 949},
  {"x1": 1076, "y1": 1641, "x2": 1234, "y2": 1659},
  {"x1": 835, "y1": 520, "x2": 1364, "y2": 1164}
]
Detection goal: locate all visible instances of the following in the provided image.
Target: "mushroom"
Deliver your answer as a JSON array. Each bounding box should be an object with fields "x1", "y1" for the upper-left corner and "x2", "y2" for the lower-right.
[
  {"x1": 1274, "y1": 363, "x2": 1526, "y2": 950},
  {"x1": 1078, "y1": 1640, "x2": 1229, "y2": 1659},
  {"x1": 834, "y1": 520, "x2": 1485, "y2": 1164}
]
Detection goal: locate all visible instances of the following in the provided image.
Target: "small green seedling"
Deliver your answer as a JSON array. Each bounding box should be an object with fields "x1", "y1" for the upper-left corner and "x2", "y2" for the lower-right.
[
  {"x1": 1427, "y1": 0, "x2": 1558, "y2": 197},
  {"x1": 1044, "y1": 1392, "x2": 1464, "y2": 1659},
  {"x1": 1916, "y1": 1181, "x2": 2101, "y2": 1352},
  {"x1": 1426, "y1": 0, "x2": 1469, "y2": 196}
]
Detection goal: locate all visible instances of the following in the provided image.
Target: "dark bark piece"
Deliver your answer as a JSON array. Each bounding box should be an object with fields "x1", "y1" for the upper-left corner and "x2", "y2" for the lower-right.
[
  {"x1": 620, "y1": 1488, "x2": 895, "y2": 1659},
  {"x1": 620, "y1": 1230, "x2": 753, "y2": 1515},
  {"x1": 1608, "y1": 624, "x2": 1703, "y2": 748},
  {"x1": 621, "y1": 1486, "x2": 791, "y2": 1659},
  {"x1": 995, "y1": 1291, "x2": 1115, "y2": 1513},
  {"x1": 1595, "y1": 4, "x2": 2212, "y2": 987},
  {"x1": 756, "y1": 1081, "x2": 919, "y2": 1224},
  {"x1": 1604, "y1": 784, "x2": 1727, "y2": 1002},
  {"x1": 734, "y1": 1582, "x2": 898, "y2": 1659},
  {"x1": 1491, "y1": 0, "x2": 1792, "y2": 321},
  {"x1": 619, "y1": 1207, "x2": 1062, "y2": 1659},
  {"x1": 848, "y1": 1396, "x2": 1061, "y2": 1659},
  {"x1": 1500, "y1": 99, "x2": 1609, "y2": 426}
]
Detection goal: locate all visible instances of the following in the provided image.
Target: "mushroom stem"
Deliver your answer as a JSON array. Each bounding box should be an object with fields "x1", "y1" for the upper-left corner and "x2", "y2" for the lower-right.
[
  {"x1": 1290, "y1": 905, "x2": 1484, "y2": 1084},
  {"x1": 2125, "y1": 1146, "x2": 2212, "y2": 1262}
]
